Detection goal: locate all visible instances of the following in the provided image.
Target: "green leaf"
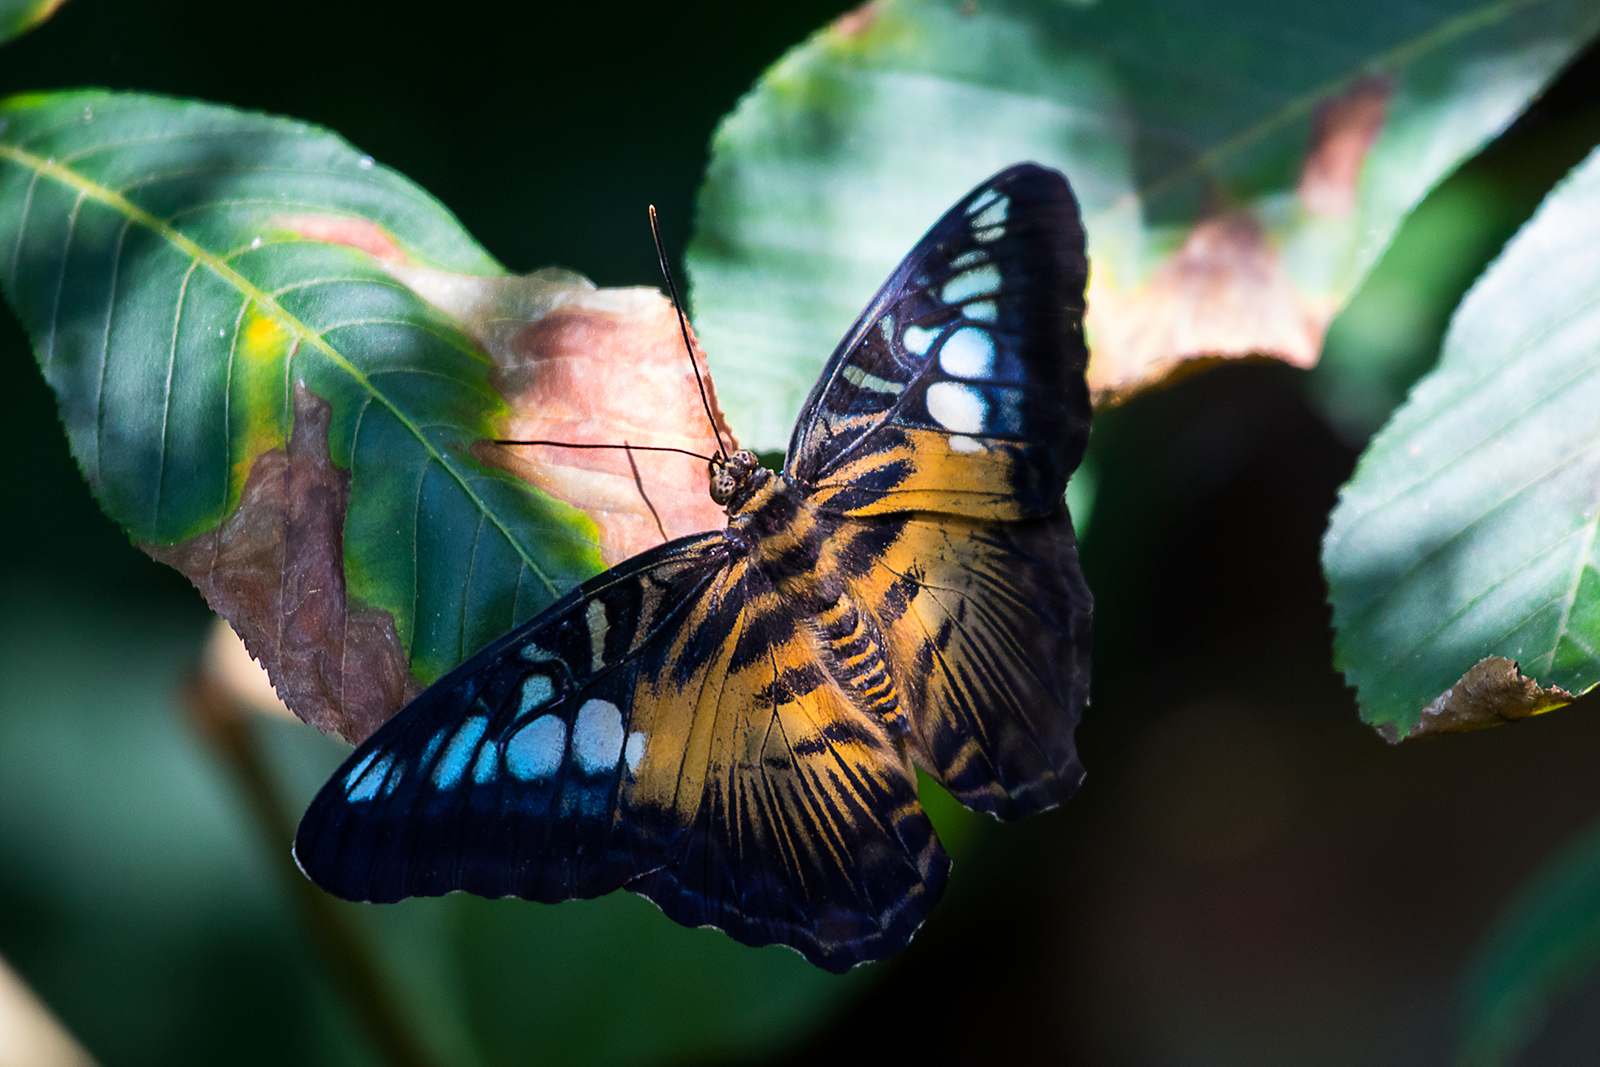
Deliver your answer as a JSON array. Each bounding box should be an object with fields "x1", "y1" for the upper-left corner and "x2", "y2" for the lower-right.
[
  {"x1": 1324, "y1": 144, "x2": 1600, "y2": 739},
  {"x1": 1458, "y1": 811, "x2": 1600, "y2": 1066},
  {"x1": 687, "y1": 0, "x2": 1600, "y2": 451},
  {"x1": 0, "y1": 0, "x2": 66, "y2": 44},
  {"x1": 0, "y1": 91, "x2": 608, "y2": 741}
]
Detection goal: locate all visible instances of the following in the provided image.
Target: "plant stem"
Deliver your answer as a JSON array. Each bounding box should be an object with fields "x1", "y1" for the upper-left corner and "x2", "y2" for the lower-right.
[{"x1": 185, "y1": 671, "x2": 449, "y2": 1067}]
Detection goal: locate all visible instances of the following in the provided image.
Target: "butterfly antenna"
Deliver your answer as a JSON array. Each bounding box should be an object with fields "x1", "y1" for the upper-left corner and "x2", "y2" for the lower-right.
[
  {"x1": 649, "y1": 205, "x2": 728, "y2": 461},
  {"x1": 492, "y1": 439, "x2": 716, "y2": 463}
]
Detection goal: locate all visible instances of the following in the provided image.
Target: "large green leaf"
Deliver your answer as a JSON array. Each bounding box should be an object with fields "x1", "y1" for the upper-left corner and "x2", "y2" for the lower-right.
[
  {"x1": 0, "y1": 0, "x2": 66, "y2": 44},
  {"x1": 687, "y1": 0, "x2": 1600, "y2": 451},
  {"x1": 1457, "y1": 811, "x2": 1600, "y2": 1066},
  {"x1": 1324, "y1": 145, "x2": 1600, "y2": 740},
  {"x1": 0, "y1": 92, "x2": 613, "y2": 741}
]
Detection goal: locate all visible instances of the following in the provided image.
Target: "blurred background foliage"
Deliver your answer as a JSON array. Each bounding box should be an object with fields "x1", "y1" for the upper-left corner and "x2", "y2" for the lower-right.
[{"x1": 3, "y1": 2, "x2": 1600, "y2": 1066}]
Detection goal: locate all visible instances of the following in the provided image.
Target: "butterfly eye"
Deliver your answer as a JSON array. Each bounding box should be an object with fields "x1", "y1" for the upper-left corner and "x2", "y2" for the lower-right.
[{"x1": 710, "y1": 463, "x2": 737, "y2": 505}]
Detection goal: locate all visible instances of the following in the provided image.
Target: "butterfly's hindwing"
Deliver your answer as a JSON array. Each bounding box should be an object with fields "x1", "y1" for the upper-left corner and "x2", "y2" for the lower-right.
[
  {"x1": 789, "y1": 165, "x2": 1091, "y2": 521},
  {"x1": 628, "y1": 563, "x2": 948, "y2": 972},
  {"x1": 845, "y1": 509, "x2": 1091, "y2": 819}
]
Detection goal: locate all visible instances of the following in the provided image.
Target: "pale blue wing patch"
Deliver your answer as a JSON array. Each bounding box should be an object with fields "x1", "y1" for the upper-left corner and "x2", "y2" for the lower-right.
[
  {"x1": 903, "y1": 325, "x2": 938, "y2": 357},
  {"x1": 939, "y1": 328, "x2": 996, "y2": 378},
  {"x1": 624, "y1": 731, "x2": 647, "y2": 774},
  {"x1": 941, "y1": 265, "x2": 1001, "y2": 305},
  {"x1": 517, "y1": 674, "x2": 556, "y2": 717},
  {"x1": 572, "y1": 699, "x2": 626, "y2": 774},
  {"x1": 346, "y1": 751, "x2": 393, "y2": 802},
  {"x1": 432, "y1": 715, "x2": 490, "y2": 790},
  {"x1": 925, "y1": 381, "x2": 988, "y2": 434},
  {"x1": 507, "y1": 714, "x2": 567, "y2": 780}
]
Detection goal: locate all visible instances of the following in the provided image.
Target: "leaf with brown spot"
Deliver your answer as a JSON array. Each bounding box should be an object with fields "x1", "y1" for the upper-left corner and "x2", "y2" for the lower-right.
[
  {"x1": 0, "y1": 92, "x2": 730, "y2": 742},
  {"x1": 1381, "y1": 657, "x2": 1575, "y2": 743},
  {"x1": 688, "y1": 0, "x2": 1600, "y2": 447}
]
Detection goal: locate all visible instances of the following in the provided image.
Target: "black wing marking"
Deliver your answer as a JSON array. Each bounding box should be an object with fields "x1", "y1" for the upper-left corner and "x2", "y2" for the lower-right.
[
  {"x1": 623, "y1": 558, "x2": 948, "y2": 973},
  {"x1": 845, "y1": 510, "x2": 1091, "y2": 820}
]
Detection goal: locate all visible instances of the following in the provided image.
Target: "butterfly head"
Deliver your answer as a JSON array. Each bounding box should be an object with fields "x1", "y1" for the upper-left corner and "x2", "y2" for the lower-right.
[{"x1": 709, "y1": 449, "x2": 768, "y2": 512}]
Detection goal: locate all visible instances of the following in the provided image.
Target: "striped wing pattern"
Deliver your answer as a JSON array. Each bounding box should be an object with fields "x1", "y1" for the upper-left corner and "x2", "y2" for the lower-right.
[
  {"x1": 845, "y1": 511, "x2": 1090, "y2": 819},
  {"x1": 295, "y1": 163, "x2": 1091, "y2": 972}
]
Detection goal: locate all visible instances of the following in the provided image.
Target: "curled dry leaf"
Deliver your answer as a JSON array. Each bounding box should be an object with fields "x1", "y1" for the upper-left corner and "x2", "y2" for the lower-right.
[
  {"x1": 1085, "y1": 78, "x2": 1392, "y2": 406},
  {"x1": 389, "y1": 264, "x2": 734, "y2": 565},
  {"x1": 1382, "y1": 657, "x2": 1576, "y2": 743}
]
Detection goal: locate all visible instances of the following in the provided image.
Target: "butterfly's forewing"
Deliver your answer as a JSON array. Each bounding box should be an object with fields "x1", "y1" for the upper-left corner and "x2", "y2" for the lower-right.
[
  {"x1": 789, "y1": 163, "x2": 1094, "y2": 818},
  {"x1": 294, "y1": 534, "x2": 731, "y2": 905},
  {"x1": 788, "y1": 164, "x2": 1090, "y2": 521},
  {"x1": 295, "y1": 526, "x2": 946, "y2": 971}
]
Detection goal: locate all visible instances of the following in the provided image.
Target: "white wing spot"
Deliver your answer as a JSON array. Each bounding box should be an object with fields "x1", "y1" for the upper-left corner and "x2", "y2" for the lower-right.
[
  {"x1": 940, "y1": 328, "x2": 996, "y2": 379},
  {"x1": 965, "y1": 300, "x2": 997, "y2": 322},
  {"x1": 973, "y1": 197, "x2": 1009, "y2": 234},
  {"x1": 925, "y1": 381, "x2": 987, "y2": 434},
  {"x1": 507, "y1": 714, "x2": 566, "y2": 780},
  {"x1": 624, "y1": 731, "x2": 647, "y2": 774},
  {"x1": 517, "y1": 674, "x2": 555, "y2": 718},
  {"x1": 573, "y1": 699, "x2": 626, "y2": 774},
  {"x1": 903, "y1": 325, "x2": 938, "y2": 357},
  {"x1": 967, "y1": 190, "x2": 1001, "y2": 216},
  {"x1": 843, "y1": 364, "x2": 904, "y2": 394},
  {"x1": 942, "y1": 266, "x2": 1000, "y2": 305},
  {"x1": 587, "y1": 600, "x2": 609, "y2": 672},
  {"x1": 949, "y1": 435, "x2": 983, "y2": 453}
]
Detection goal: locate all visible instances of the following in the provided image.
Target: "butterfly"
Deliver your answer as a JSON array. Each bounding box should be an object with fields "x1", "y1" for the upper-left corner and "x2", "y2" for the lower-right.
[{"x1": 294, "y1": 163, "x2": 1093, "y2": 973}]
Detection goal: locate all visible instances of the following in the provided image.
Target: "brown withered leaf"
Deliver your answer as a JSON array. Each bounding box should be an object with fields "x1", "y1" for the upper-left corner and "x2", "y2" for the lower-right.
[
  {"x1": 388, "y1": 264, "x2": 734, "y2": 566},
  {"x1": 147, "y1": 384, "x2": 417, "y2": 742},
  {"x1": 1383, "y1": 657, "x2": 1577, "y2": 743},
  {"x1": 1086, "y1": 77, "x2": 1392, "y2": 407}
]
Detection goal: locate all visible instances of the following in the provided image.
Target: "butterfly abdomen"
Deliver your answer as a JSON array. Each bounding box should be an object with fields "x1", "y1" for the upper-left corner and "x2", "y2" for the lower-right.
[
  {"x1": 812, "y1": 592, "x2": 909, "y2": 737},
  {"x1": 726, "y1": 473, "x2": 912, "y2": 738}
]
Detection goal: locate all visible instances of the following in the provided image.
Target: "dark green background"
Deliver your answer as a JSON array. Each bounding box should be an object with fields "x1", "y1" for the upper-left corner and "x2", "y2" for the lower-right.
[{"x1": 5, "y1": 2, "x2": 1600, "y2": 1064}]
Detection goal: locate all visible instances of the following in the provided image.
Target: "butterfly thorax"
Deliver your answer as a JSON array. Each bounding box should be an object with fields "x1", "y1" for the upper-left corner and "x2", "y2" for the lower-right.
[{"x1": 712, "y1": 450, "x2": 911, "y2": 739}]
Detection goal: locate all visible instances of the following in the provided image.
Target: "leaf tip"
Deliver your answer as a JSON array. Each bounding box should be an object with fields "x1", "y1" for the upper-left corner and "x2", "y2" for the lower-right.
[{"x1": 1391, "y1": 657, "x2": 1576, "y2": 741}]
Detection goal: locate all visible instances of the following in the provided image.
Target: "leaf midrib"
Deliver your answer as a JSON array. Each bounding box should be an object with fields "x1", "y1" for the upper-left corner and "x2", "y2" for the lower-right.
[{"x1": 0, "y1": 140, "x2": 560, "y2": 599}]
